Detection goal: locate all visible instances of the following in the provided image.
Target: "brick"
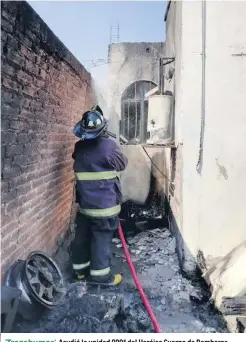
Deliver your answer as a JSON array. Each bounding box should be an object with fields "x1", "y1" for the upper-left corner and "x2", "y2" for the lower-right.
[
  {"x1": 5, "y1": 144, "x2": 23, "y2": 157},
  {"x1": 1, "y1": 89, "x2": 13, "y2": 103},
  {"x1": 29, "y1": 122, "x2": 47, "y2": 131},
  {"x1": 1, "y1": 189, "x2": 17, "y2": 204},
  {"x1": 17, "y1": 230, "x2": 34, "y2": 246},
  {"x1": 16, "y1": 32, "x2": 32, "y2": 48},
  {"x1": 2, "y1": 166, "x2": 21, "y2": 180},
  {"x1": 21, "y1": 164, "x2": 36, "y2": 174},
  {"x1": 26, "y1": 170, "x2": 37, "y2": 182},
  {"x1": 3, "y1": 157, "x2": 13, "y2": 169},
  {"x1": 2, "y1": 77, "x2": 22, "y2": 92},
  {"x1": 23, "y1": 85, "x2": 35, "y2": 97},
  {"x1": 8, "y1": 174, "x2": 27, "y2": 190},
  {"x1": 7, "y1": 35, "x2": 19, "y2": 50},
  {"x1": 2, "y1": 230, "x2": 19, "y2": 249},
  {"x1": 38, "y1": 68, "x2": 47, "y2": 79},
  {"x1": 13, "y1": 154, "x2": 39, "y2": 166},
  {"x1": 1, "y1": 132, "x2": 17, "y2": 145},
  {"x1": 1, "y1": 146, "x2": 6, "y2": 161},
  {"x1": 24, "y1": 59, "x2": 39, "y2": 76},
  {"x1": 1, "y1": 213, "x2": 13, "y2": 228},
  {"x1": 1, "y1": 19, "x2": 13, "y2": 33},
  {"x1": 1, "y1": 5, "x2": 17, "y2": 22},
  {"x1": 1, "y1": 181, "x2": 9, "y2": 193},
  {"x1": 10, "y1": 120, "x2": 30, "y2": 131},
  {"x1": 31, "y1": 177, "x2": 44, "y2": 189},
  {"x1": 18, "y1": 206, "x2": 39, "y2": 226},
  {"x1": 17, "y1": 70, "x2": 33, "y2": 84},
  {"x1": 34, "y1": 111, "x2": 49, "y2": 123},
  {"x1": 2, "y1": 90, "x2": 23, "y2": 109},
  {"x1": 2, "y1": 243, "x2": 17, "y2": 259},
  {"x1": 20, "y1": 44, "x2": 34, "y2": 61},
  {"x1": 17, "y1": 133, "x2": 34, "y2": 144},
  {"x1": 16, "y1": 183, "x2": 32, "y2": 196},
  {"x1": 1, "y1": 29, "x2": 8, "y2": 42},
  {"x1": 25, "y1": 29, "x2": 37, "y2": 42},
  {"x1": 23, "y1": 144, "x2": 39, "y2": 155},
  {"x1": 1, "y1": 104, "x2": 20, "y2": 118},
  {"x1": 7, "y1": 49, "x2": 25, "y2": 67},
  {"x1": 36, "y1": 89, "x2": 48, "y2": 101},
  {"x1": 20, "y1": 98, "x2": 31, "y2": 108},
  {"x1": 19, "y1": 108, "x2": 32, "y2": 119},
  {"x1": 30, "y1": 101, "x2": 43, "y2": 111},
  {"x1": 1, "y1": 63, "x2": 16, "y2": 77},
  {"x1": 35, "y1": 79, "x2": 46, "y2": 89}
]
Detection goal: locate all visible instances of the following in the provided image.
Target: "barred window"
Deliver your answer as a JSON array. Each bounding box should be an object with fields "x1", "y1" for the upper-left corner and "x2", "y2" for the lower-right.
[{"x1": 120, "y1": 81, "x2": 157, "y2": 143}]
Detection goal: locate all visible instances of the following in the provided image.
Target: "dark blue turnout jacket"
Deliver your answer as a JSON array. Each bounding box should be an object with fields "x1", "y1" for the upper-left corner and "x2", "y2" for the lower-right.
[{"x1": 72, "y1": 136, "x2": 128, "y2": 218}]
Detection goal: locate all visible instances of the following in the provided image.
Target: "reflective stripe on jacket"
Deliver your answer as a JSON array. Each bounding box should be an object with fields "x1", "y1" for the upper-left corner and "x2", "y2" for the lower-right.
[{"x1": 72, "y1": 136, "x2": 128, "y2": 218}]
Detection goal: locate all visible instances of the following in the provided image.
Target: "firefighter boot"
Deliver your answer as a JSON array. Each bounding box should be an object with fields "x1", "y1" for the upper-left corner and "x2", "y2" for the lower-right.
[
  {"x1": 108, "y1": 273, "x2": 122, "y2": 286},
  {"x1": 73, "y1": 266, "x2": 90, "y2": 281},
  {"x1": 88, "y1": 273, "x2": 122, "y2": 286}
]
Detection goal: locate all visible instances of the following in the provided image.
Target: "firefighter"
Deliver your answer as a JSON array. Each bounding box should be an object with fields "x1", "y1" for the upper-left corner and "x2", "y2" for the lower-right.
[{"x1": 71, "y1": 105, "x2": 128, "y2": 286}]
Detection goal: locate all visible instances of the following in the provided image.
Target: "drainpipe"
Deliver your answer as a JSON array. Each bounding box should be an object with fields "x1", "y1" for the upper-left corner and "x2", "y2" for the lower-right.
[
  {"x1": 196, "y1": 0, "x2": 206, "y2": 174},
  {"x1": 158, "y1": 58, "x2": 164, "y2": 95}
]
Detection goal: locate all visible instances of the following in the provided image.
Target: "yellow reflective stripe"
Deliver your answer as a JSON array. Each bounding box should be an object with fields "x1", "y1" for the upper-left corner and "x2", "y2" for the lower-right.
[
  {"x1": 75, "y1": 171, "x2": 118, "y2": 180},
  {"x1": 79, "y1": 205, "x2": 121, "y2": 217},
  {"x1": 72, "y1": 261, "x2": 90, "y2": 270},
  {"x1": 90, "y1": 267, "x2": 110, "y2": 276}
]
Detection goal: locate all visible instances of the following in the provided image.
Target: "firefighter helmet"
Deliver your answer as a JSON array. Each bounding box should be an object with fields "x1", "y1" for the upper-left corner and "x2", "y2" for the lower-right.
[{"x1": 73, "y1": 105, "x2": 108, "y2": 140}]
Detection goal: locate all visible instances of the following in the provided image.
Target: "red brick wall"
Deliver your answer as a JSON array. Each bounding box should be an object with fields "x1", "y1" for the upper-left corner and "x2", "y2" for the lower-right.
[{"x1": 1, "y1": 1, "x2": 92, "y2": 272}]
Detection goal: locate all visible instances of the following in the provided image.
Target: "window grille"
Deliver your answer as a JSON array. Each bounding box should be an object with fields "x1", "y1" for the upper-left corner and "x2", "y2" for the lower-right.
[{"x1": 120, "y1": 81, "x2": 157, "y2": 143}]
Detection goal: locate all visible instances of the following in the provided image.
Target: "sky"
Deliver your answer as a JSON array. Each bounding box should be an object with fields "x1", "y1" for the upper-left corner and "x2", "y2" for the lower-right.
[{"x1": 28, "y1": 1, "x2": 167, "y2": 85}]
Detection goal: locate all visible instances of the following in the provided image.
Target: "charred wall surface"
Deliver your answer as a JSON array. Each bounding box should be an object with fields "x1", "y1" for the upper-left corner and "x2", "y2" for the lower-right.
[{"x1": 1, "y1": 1, "x2": 92, "y2": 272}]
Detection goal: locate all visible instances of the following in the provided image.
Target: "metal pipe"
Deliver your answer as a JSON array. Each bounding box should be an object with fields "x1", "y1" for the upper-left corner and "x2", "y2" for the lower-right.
[
  {"x1": 196, "y1": 0, "x2": 206, "y2": 174},
  {"x1": 127, "y1": 101, "x2": 130, "y2": 138},
  {"x1": 134, "y1": 82, "x2": 138, "y2": 138},
  {"x1": 140, "y1": 86, "x2": 145, "y2": 143}
]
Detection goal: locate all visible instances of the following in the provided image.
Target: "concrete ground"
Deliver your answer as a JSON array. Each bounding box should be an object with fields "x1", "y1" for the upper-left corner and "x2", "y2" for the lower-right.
[{"x1": 13, "y1": 225, "x2": 228, "y2": 333}]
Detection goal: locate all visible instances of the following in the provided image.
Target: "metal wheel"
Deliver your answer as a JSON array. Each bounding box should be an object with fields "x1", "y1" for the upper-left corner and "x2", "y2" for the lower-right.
[{"x1": 24, "y1": 251, "x2": 66, "y2": 308}]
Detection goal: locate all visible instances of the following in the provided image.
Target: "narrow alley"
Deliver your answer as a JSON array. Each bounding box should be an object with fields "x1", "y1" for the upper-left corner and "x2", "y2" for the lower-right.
[
  {"x1": 12, "y1": 214, "x2": 227, "y2": 333},
  {"x1": 1, "y1": 0, "x2": 246, "y2": 335}
]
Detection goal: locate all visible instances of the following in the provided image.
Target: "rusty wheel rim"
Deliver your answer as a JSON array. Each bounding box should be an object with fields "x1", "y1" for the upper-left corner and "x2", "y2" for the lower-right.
[{"x1": 24, "y1": 251, "x2": 66, "y2": 307}]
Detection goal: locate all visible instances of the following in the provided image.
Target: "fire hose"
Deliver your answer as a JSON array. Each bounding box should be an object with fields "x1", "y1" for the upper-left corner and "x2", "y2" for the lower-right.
[{"x1": 118, "y1": 222, "x2": 162, "y2": 333}]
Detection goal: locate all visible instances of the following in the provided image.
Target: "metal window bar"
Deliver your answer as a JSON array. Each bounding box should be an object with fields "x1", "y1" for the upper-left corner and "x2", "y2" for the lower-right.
[
  {"x1": 121, "y1": 81, "x2": 157, "y2": 142},
  {"x1": 127, "y1": 101, "x2": 130, "y2": 139},
  {"x1": 134, "y1": 82, "x2": 138, "y2": 139}
]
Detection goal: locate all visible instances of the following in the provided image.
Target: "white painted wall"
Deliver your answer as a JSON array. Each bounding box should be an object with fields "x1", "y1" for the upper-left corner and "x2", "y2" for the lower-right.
[
  {"x1": 107, "y1": 42, "x2": 167, "y2": 204},
  {"x1": 165, "y1": 0, "x2": 246, "y2": 306},
  {"x1": 107, "y1": 42, "x2": 165, "y2": 135},
  {"x1": 181, "y1": 0, "x2": 246, "y2": 260}
]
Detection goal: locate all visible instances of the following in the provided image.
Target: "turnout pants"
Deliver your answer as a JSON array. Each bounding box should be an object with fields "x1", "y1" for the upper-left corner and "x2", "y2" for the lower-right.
[{"x1": 71, "y1": 211, "x2": 118, "y2": 282}]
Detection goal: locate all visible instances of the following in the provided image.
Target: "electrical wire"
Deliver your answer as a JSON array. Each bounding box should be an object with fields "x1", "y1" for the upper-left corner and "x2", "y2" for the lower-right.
[{"x1": 142, "y1": 145, "x2": 173, "y2": 183}]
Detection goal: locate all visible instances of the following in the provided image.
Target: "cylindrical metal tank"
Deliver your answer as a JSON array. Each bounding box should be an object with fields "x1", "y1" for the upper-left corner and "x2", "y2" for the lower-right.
[{"x1": 147, "y1": 94, "x2": 173, "y2": 144}]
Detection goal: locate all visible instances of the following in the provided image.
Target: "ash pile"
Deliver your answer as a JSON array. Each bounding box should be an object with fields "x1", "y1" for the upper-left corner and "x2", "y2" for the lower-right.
[
  {"x1": 112, "y1": 227, "x2": 228, "y2": 333},
  {"x1": 5, "y1": 211, "x2": 227, "y2": 333},
  {"x1": 119, "y1": 197, "x2": 168, "y2": 236},
  {"x1": 14, "y1": 282, "x2": 154, "y2": 333},
  {"x1": 12, "y1": 227, "x2": 227, "y2": 333}
]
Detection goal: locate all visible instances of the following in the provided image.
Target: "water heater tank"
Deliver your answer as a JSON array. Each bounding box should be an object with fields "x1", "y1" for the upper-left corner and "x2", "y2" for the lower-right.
[{"x1": 147, "y1": 94, "x2": 173, "y2": 144}]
